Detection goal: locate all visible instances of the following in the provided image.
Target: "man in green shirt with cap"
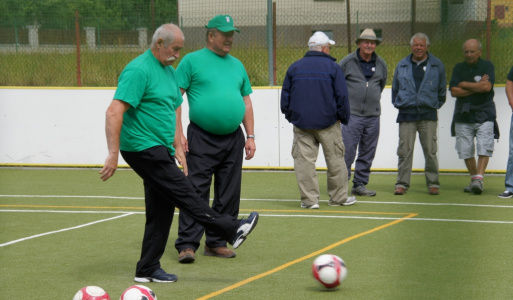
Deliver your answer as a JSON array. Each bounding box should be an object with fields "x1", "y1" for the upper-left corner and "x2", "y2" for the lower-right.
[{"x1": 175, "y1": 15, "x2": 256, "y2": 263}]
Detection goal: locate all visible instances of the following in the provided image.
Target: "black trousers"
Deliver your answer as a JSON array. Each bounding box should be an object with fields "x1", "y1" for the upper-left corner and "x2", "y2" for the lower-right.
[
  {"x1": 121, "y1": 146, "x2": 238, "y2": 277},
  {"x1": 175, "y1": 122, "x2": 245, "y2": 252}
]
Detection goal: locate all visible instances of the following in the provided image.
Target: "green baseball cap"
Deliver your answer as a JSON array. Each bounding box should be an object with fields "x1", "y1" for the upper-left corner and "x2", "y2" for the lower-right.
[{"x1": 205, "y1": 15, "x2": 240, "y2": 33}]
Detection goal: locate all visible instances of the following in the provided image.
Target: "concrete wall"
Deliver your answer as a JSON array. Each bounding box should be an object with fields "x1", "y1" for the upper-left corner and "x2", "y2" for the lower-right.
[{"x1": 0, "y1": 87, "x2": 510, "y2": 172}]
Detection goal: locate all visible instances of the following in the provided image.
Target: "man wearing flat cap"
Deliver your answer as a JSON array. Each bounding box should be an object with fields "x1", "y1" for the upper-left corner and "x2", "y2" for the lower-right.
[
  {"x1": 174, "y1": 14, "x2": 256, "y2": 263},
  {"x1": 338, "y1": 29, "x2": 387, "y2": 197},
  {"x1": 281, "y1": 31, "x2": 356, "y2": 209}
]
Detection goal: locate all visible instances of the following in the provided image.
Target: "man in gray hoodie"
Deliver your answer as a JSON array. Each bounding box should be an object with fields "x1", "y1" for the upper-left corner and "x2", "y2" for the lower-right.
[{"x1": 338, "y1": 29, "x2": 387, "y2": 196}]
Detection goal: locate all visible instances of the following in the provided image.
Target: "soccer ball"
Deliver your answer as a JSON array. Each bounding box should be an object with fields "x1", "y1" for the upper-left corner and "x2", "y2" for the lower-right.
[
  {"x1": 73, "y1": 286, "x2": 110, "y2": 300},
  {"x1": 312, "y1": 254, "x2": 347, "y2": 289},
  {"x1": 120, "y1": 285, "x2": 157, "y2": 300}
]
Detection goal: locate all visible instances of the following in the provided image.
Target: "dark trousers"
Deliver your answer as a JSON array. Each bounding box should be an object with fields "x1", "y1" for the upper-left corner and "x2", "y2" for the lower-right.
[
  {"x1": 121, "y1": 146, "x2": 238, "y2": 277},
  {"x1": 342, "y1": 115, "x2": 380, "y2": 186},
  {"x1": 175, "y1": 122, "x2": 245, "y2": 252}
]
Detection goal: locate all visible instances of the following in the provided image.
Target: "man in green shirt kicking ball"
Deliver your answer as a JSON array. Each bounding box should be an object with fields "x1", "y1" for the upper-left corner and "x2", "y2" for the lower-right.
[{"x1": 100, "y1": 23, "x2": 259, "y2": 282}]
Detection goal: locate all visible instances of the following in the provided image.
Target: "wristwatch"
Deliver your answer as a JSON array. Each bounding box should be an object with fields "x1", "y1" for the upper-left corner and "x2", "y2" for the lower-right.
[{"x1": 247, "y1": 135, "x2": 255, "y2": 139}]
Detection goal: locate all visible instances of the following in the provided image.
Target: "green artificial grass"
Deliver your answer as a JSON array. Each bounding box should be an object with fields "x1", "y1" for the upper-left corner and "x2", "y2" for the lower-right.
[{"x1": 1, "y1": 168, "x2": 512, "y2": 299}]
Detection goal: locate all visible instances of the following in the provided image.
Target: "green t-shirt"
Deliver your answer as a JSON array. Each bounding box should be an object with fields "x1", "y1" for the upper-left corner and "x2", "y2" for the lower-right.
[
  {"x1": 114, "y1": 49, "x2": 183, "y2": 155},
  {"x1": 177, "y1": 48, "x2": 253, "y2": 135}
]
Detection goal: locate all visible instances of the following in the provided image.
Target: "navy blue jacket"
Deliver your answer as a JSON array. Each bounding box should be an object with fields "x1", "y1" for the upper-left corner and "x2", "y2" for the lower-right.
[{"x1": 281, "y1": 51, "x2": 350, "y2": 129}]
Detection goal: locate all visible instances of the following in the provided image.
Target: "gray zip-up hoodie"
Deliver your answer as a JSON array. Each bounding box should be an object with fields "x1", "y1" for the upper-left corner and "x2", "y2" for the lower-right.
[{"x1": 338, "y1": 50, "x2": 387, "y2": 117}]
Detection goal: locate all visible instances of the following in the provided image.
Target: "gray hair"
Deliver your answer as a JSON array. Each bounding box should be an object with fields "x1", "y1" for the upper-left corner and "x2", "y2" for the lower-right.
[
  {"x1": 410, "y1": 32, "x2": 430, "y2": 46},
  {"x1": 309, "y1": 43, "x2": 327, "y2": 51},
  {"x1": 206, "y1": 28, "x2": 218, "y2": 42},
  {"x1": 151, "y1": 24, "x2": 183, "y2": 48}
]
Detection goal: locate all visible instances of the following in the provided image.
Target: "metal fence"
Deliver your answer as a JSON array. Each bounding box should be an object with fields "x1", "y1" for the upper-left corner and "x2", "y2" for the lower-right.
[{"x1": 1, "y1": 0, "x2": 512, "y2": 87}]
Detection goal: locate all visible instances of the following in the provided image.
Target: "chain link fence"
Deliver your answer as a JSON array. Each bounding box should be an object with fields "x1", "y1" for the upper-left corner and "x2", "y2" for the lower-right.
[{"x1": 1, "y1": 0, "x2": 512, "y2": 87}]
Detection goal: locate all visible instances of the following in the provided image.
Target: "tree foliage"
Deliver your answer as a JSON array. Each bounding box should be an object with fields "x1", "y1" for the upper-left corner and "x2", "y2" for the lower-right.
[{"x1": 0, "y1": 0, "x2": 178, "y2": 30}]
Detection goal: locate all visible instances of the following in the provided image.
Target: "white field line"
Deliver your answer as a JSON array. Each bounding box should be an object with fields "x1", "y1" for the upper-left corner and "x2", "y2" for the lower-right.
[
  {"x1": 0, "y1": 212, "x2": 134, "y2": 247},
  {"x1": 1, "y1": 195, "x2": 513, "y2": 248},
  {"x1": 1, "y1": 210, "x2": 513, "y2": 225},
  {"x1": 0, "y1": 195, "x2": 143, "y2": 200}
]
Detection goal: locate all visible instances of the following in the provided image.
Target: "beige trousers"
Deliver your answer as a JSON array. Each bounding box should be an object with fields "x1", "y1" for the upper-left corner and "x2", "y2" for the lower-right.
[{"x1": 292, "y1": 122, "x2": 349, "y2": 206}]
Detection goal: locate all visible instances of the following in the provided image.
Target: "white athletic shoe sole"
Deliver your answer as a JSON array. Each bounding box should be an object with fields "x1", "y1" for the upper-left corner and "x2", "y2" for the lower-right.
[{"x1": 232, "y1": 212, "x2": 259, "y2": 249}]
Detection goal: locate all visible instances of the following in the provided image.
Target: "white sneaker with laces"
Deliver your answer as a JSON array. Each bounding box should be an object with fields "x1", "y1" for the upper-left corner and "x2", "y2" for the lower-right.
[
  {"x1": 300, "y1": 203, "x2": 319, "y2": 209},
  {"x1": 231, "y1": 212, "x2": 259, "y2": 249},
  {"x1": 329, "y1": 197, "x2": 357, "y2": 206}
]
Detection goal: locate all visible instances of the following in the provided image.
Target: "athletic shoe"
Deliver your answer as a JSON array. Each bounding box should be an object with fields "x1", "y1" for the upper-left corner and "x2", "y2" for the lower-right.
[
  {"x1": 351, "y1": 185, "x2": 376, "y2": 196},
  {"x1": 301, "y1": 203, "x2": 320, "y2": 209},
  {"x1": 178, "y1": 248, "x2": 195, "y2": 264},
  {"x1": 328, "y1": 197, "x2": 357, "y2": 206},
  {"x1": 463, "y1": 182, "x2": 472, "y2": 193},
  {"x1": 470, "y1": 178, "x2": 483, "y2": 194},
  {"x1": 231, "y1": 212, "x2": 259, "y2": 249},
  {"x1": 134, "y1": 268, "x2": 178, "y2": 283},
  {"x1": 204, "y1": 246, "x2": 236, "y2": 258},
  {"x1": 498, "y1": 190, "x2": 513, "y2": 199}
]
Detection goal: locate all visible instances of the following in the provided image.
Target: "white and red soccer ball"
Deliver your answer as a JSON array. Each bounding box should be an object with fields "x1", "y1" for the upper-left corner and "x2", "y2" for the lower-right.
[
  {"x1": 73, "y1": 286, "x2": 110, "y2": 300},
  {"x1": 312, "y1": 254, "x2": 347, "y2": 289},
  {"x1": 120, "y1": 285, "x2": 157, "y2": 300}
]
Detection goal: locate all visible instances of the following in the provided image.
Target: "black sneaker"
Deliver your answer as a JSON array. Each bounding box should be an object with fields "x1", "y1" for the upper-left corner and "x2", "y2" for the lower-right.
[
  {"x1": 498, "y1": 190, "x2": 513, "y2": 199},
  {"x1": 231, "y1": 212, "x2": 259, "y2": 249},
  {"x1": 134, "y1": 268, "x2": 178, "y2": 283},
  {"x1": 351, "y1": 184, "x2": 376, "y2": 196}
]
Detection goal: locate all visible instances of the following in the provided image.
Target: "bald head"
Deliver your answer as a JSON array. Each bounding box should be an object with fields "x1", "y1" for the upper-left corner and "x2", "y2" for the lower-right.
[{"x1": 462, "y1": 39, "x2": 482, "y2": 65}]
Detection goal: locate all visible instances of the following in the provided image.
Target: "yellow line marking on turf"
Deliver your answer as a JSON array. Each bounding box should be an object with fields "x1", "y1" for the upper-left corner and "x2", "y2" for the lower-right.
[
  {"x1": 0, "y1": 205, "x2": 413, "y2": 217},
  {"x1": 196, "y1": 213, "x2": 418, "y2": 300}
]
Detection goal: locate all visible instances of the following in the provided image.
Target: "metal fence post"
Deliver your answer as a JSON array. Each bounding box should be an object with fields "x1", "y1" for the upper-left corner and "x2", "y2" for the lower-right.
[{"x1": 267, "y1": 0, "x2": 274, "y2": 86}]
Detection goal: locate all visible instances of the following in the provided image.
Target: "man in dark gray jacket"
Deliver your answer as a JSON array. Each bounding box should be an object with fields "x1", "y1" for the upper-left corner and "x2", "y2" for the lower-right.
[{"x1": 338, "y1": 29, "x2": 387, "y2": 196}]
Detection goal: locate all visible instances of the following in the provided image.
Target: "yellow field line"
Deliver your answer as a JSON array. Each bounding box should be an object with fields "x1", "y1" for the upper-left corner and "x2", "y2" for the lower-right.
[
  {"x1": 197, "y1": 213, "x2": 418, "y2": 300},
  {"x1": 0, "y1": 205, "x2": 411, "y2": 216}
]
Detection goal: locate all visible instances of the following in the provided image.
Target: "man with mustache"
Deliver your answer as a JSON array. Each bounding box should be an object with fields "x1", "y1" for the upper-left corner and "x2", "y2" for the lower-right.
[
  {"x1": 174, "y1": 15, "x2": 256, "y2": 263},
  {"x1": 338, "y1": 29, "x2": 387, "y2": 197},
  {"x1": 391, "y1": 33, "x2": 446, "y2": 196},
  {"x1": 100, "y1": 23, "x2": 259, "y2": 282}
]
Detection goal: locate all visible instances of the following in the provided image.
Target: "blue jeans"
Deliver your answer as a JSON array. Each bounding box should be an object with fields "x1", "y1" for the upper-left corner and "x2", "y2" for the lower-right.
[
  {"x1": 506, "y1": 114, "x2": 513, "y2": 191},
  {"x1": 342, "y1": 115, "x2": 380, "y2": 186}
]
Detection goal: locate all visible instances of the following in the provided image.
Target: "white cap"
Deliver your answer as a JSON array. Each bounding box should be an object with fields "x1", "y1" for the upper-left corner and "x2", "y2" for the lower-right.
[{"x1": 308, "y1": 31, "x2": 335, "y2": 47}]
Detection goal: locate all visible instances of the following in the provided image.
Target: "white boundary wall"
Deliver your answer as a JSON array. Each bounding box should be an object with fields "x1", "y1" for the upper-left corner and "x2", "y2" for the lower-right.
[{"x1": 0, "y1": 87, "x2": 510, "y2": 171}]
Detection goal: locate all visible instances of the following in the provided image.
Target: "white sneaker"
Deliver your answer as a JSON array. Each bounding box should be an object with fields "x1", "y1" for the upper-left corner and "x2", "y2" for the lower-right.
[
  {"x1": 300, "y1": 203, "x2": 319, "y2": 209},
  {"x1": 329, "y1": 197, "x2": 357, "y2": 206},
  {"x1": 231, "y1": 212, "x2": 259, "y2": 249},
  {"x1": 343, "y1": 196, "x2": 357, "y2": 206}
]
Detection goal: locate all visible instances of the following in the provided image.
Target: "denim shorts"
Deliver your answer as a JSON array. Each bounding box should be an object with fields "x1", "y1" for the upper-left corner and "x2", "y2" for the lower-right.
[{"x1": 454, "y1": 121, "x2": 494, "y2": 159}]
